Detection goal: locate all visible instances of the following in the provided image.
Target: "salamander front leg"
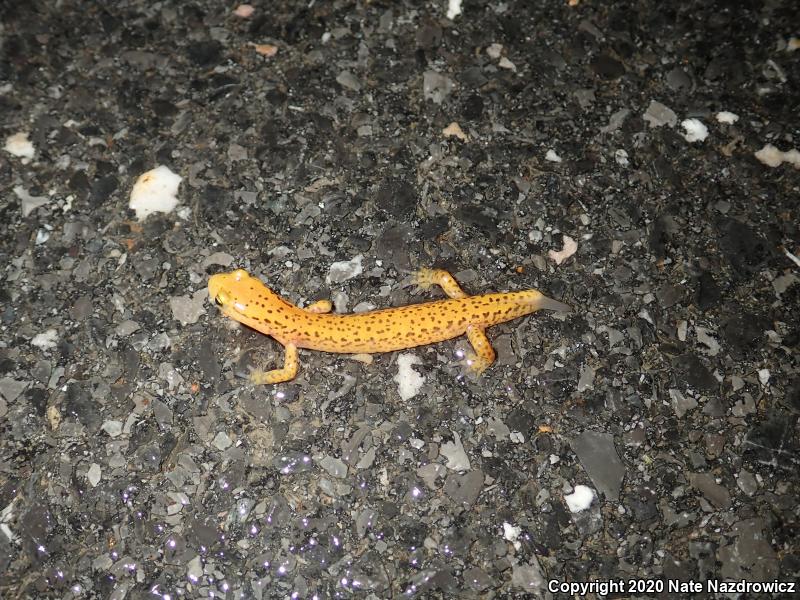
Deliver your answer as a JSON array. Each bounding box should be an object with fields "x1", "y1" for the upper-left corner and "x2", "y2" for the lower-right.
[
  {"x1": 304, "y1": 300, "x2": 332, "y2": 314},
  {"x1": 413, "y1": 268, "x2": 468, "y2": 299},
  {"x1": 250, "y1": 343, "x2": 299, "y2": 384},
  {"x1": 463, "y1": 325, "x2": 496, "y2": 375}
]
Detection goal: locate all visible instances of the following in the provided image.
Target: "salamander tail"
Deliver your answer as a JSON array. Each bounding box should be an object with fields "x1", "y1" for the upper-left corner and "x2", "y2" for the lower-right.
[{"x1": 524, "y1": 290, "x2": 571, "y2": 313}]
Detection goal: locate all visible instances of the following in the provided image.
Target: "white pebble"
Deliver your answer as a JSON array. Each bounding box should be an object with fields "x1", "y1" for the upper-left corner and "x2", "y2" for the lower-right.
[
  {"x1": 681, "y1": 118, "x2": 708, "y2": 142},
  {"x1": 446, "y1": 0, "x2": 462, "y2": 20},
  {"x1": 4, "y1": 132, "x2": 35, "y2": 160},
  {"x1": 393, "y1": 353, "x2": 424, "y2": 400},
  {"x1": 548, "y1": 235, "x2": 578, "y2": 265},
  {"x1": 129, "y1": 165, "x2": 183, "y2": 220},
  {"x1": 715, "y1": 111, "x2": 739, "y2": 124},
  {"x1": 754, "y1": 144, "x2": 800, "y2": 169},
  {"x1": 486, "y1": 43, "x2": 503, "y2": 59},
  {"x1": 31, "y1": 329, "x2": 59, "y2": 350},
  {"x1": 565, "y1": 485, "x2": 596, "y2": 513},
  {"x1": 545, "y1": 149, "x2": 562, "y2": 163}
]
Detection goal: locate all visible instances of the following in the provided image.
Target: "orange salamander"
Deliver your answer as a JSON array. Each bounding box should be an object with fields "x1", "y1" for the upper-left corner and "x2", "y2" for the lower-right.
[{"x1": 208, "y1": 268, "x2": 570, "y2": 384}]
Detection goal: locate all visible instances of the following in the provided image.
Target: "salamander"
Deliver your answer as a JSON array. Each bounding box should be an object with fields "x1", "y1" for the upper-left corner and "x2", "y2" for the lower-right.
[{"x1": 208, "y1": 268, "x2": 569, "y2": 384}]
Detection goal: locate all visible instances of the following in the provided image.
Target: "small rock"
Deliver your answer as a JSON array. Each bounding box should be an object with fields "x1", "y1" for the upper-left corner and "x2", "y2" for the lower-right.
[
  {"x1": 423, "y1": 71, "x2": 455, "y2": 104},
  {"x1": 317, "y1": 455, "x2": 348, "y2": 479},
  {"x1": 336, "y1": 70, "x2": 362, "y2": 91},
  {"x1": 442, "y1": 121, "x2": 468, "y2": 142},
  {"x1": 393, "y1": 354, "x2": 424, "y2": 401},
  {"x1": 643, "y1": 100, "x2": 678, "y2": 128},
  {"x1": 170, "y1": 289, "x2": 208, "y2": 326},
  {"x1": 688, "y1": 472, "x2": 731, "y2": 509},
  {"x1": 600, "y1": 108, "x2": 630, "y2": 133},
  {"x1": 212, "y1": 431, "x2": 233, "y2": 450},
  {"x1": 736, "y1": 469, "x2": 758, "y2": 496},
  {"x1": 31, "y1": 329, "x2": 59, "y2": 350},
  {"x1": 486, "y1": 43, "x2": 503, "y2": 59},
  {"x1": 233, "y1": 4, "x2": 255, "y2": 18},
  {"x1": 101, "y1": 420, "x2": 123, "y2": 437},
  {"x1": 754, "y1": 144, "x2": 800, "y2": 169},
  {"x1": 202, "y1": 252, "x2": 235, "y2": 269},
  {"x1": 443, "y1": 469, "x2": 483, "y2": 508},
  {"x1": 669, "y1": 388, "x2": 698, "y2": 418},
  {"x1": 716, "y1": 111, "x2": 739, "y2": 124},
  {"x1": 4, "y1": 132, "x2": 36, "y2": 160},
  {"x1": 498, "y1": 57, "x2": 517, "y2": 71},
  {"x1": 440, "y1": 431, "x2": 470, "y2": 471},
  {"x1": 695, "y1": 327, "x2": 721, "y2": 356},
  {"x1": 0, "y1": 378, "x2": 28, "y2": 403},
  {"x1": 681, "y1": 118, "x2": 708, "y2": 142},
  {"x1": 14, "y1": 186, "x2": 49, "y2": 217},
  {"x1": 511, "y1": 560, "x2": 546, "y2": 593},
  {"x1": 548, "y1": 235, "x2": 578, "y2": 265},
  {"x1": 326, "y1": 255, "x2": 363, "y2": 284},
  {"x1": 570, "y1": 431, "x2": 625, "y2": 501},
  {"x1": 718, "y1": 519, "x2": 779, "y2": 581},
  {"x1": 577, "y1": 364, "x2": 595, "y2": 392},
  {"x1": 129, "y1": 165, "x2": 182, "y2": 220},
  {"x1": 115, "y1": 320, "x2": 141, "y2": 337},
  {"x1": 86, "y1": 463, "x2": 102, "y2": 487},
  {"x1": 544, "y1": 149, "x2": 562, "y2": 163},
  {"x1": 565, "y1": 484, "x2": 595, "y2": 512},
  {"x1": 666, "y1": 67, "x2": 692, "y2": 90}
]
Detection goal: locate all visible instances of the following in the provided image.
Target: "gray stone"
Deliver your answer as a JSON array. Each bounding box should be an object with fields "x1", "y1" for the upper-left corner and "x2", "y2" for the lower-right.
[
  {"x1": 688, "y1": 472, "x2": 731, "y2": 509},
  {"x1": 643, "y1": 100, "x2": 678, "y2": 128},
  {"x1": 443, "y1": 469, "x2": 483, "y2": 509},
  {"x1": 317, "y1": 455, "x2": 348, "y2": 479},
  {"x1": 423, "y1": 71, "x2": 455, "y2": 104},
  {"x1": 570, "y1": 430, "x2": 626, "y2": 501}
]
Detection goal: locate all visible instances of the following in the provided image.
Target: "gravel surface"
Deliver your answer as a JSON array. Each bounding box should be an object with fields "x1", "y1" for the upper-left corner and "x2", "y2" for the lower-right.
[{"x1": 1, "y1": 1, "x2": 798, "y2": 598}]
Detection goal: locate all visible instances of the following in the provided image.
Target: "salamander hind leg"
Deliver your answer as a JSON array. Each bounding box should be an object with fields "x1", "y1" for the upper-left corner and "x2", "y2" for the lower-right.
[
  {"x1": 463, "y1": 325, "x2": 496, "y2": 375},
  {"x1": 250, "y1": 343, "x2": 299, "y2": 384},
  {"x1": 413, "y1": 268, "x2": 468, "y2": 299},
  {"x1": 304, "y1": 300, "x2": 333, "y2": 314}
]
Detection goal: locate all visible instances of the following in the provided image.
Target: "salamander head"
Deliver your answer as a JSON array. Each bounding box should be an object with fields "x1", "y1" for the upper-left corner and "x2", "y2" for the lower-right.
[{"x1": 208, "y1": 269, "x2": 260, "y2": 317}]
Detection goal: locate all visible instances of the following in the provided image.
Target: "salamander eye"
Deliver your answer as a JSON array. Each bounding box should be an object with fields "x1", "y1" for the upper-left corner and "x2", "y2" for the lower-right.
[{"x1": 216, "y1": 291, "x2": 230, "y2": 306}]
